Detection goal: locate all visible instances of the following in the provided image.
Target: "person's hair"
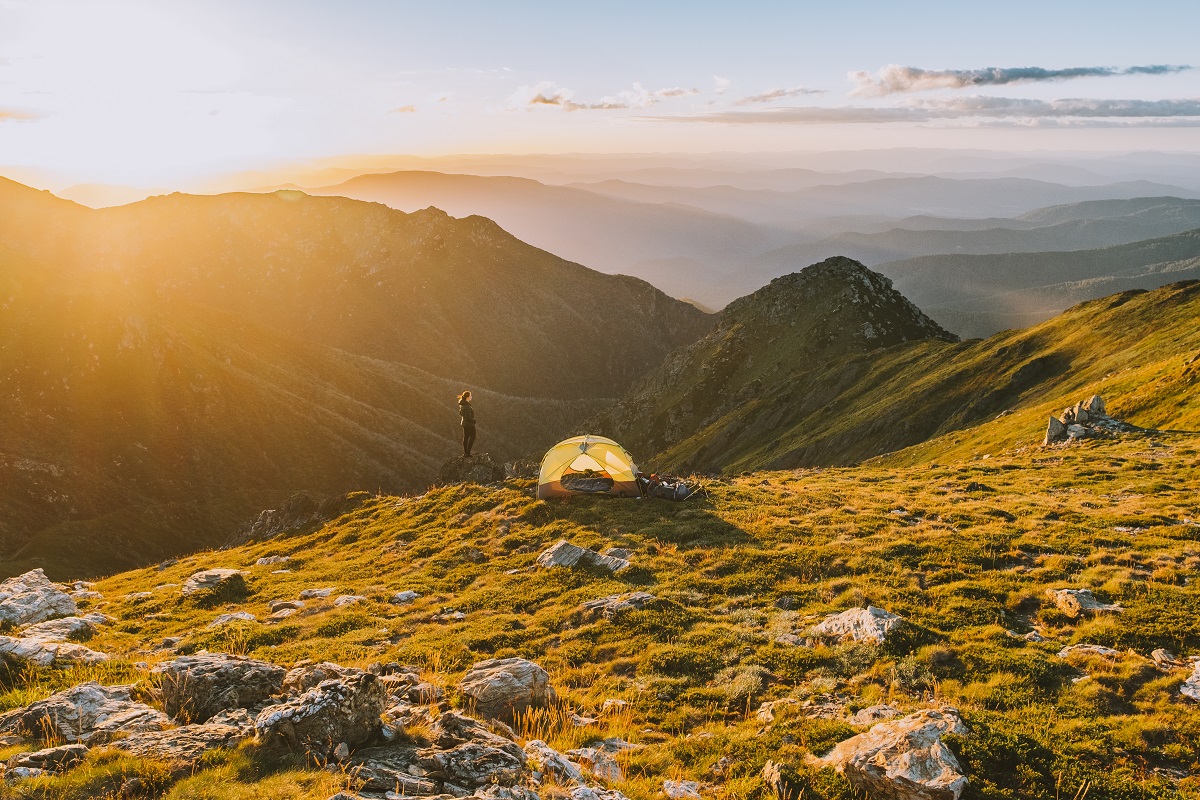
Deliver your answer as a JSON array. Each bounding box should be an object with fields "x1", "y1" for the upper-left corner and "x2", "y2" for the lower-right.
[{"x1": 458, "y1": 390, "x2": 471, "y2": 403}]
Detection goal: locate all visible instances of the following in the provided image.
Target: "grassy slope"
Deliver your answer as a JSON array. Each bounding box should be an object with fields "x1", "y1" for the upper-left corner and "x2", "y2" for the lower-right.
[
  {"x1": 644, "y1": 281, "x2": 1200, "y2": 476},
  {"x1": 3, "y1": 431, "x2": 1200, "y2": 799}
]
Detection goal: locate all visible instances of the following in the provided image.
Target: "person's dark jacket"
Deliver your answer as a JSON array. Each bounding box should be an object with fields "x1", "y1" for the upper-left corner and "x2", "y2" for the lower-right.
[{"x1": 459, "y1": 400, "x2": 476, "y2": 427}]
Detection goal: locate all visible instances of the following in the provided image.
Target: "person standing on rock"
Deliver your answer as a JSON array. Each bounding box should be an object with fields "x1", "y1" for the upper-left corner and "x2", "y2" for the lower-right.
[{"x1": 458, "y1": 391, "x2": 476, "y2": 458}]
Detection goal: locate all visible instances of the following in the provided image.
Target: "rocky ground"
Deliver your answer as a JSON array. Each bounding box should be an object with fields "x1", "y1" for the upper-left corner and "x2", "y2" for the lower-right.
[{"x1": 2, "y1": 429, "x2": 1200, "y2": 799}]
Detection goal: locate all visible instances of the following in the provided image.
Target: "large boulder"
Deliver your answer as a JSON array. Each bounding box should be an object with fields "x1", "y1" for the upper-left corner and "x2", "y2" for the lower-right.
[
  {"x1": 1045, "y1": 588, "x2": 1122, "y2": 619},
  {"x1": 181, "y1": 568, "x2": 246, "y2": 597},
  {"x1": 417, "y1": 742, "x2": 527, "y2": 791},
  {"x1": 0, "y1": 636, "x2": 109, "y2": 668},
  {"x1": 344, "y1": 743, "x2": 439, "y2": 794},
  {"x1": 0, "y1": 569, "x2": 77, "y2": 627},
  {"x1": 114, "y1": 708, "x2": 255, "y2": 763},
  {"x1": 821, "y1": 708, "x2": 969, "y2": 800},
  {"x1": 255, "y1": 673, "x2": 387, "y2": 761},
  {"x1": 0, "y1": 682, "x2": 170, "y2": 744},
  {"x1": 812, "y1": 606, "x2": 904, "y2": 644},
  {"x1": 153, "y1": 652, "x2": 286, "y2": 723},
  {"x1": 536, "y1": 541, "x2": 629, "y2": 573},
  {"x1": 458, "y1": 657, "x2": 553, "y2": 720},
  {"x1": 1044, "y1": 416, "x2": 1067, "y2": 445}
]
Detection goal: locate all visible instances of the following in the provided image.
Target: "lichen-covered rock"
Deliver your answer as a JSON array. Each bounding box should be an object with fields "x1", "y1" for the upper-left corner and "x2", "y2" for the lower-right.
[
  {"x1": 567, "y1": 745, "x2": 623, "y2": 782},
  {"x1": 255, "y1": 673, "x2": 386, "y2": 761},
  {"x1": 579, "y1": 592, "x2": 655, "y2": 620},
  {"x1": 114, "y1": 709, "x2": 255, "y2": 762},
  {"x1": 284, "y1": 662, "x2": 366, "y2": 695},
  {"x1": 822, "y1": 708, "x2": 969, "y2": 800},
  {"x1": 181, "y1": 568, "x2": 245, "y2": 596},
  {"x1": 537, "y1": 540, "x2": 630, "y2": 573},
  {"x1": 0, "y1": 569, "x2": 77, "y2": 626},
  {"x1": 850, "y1": 704, "x2": 902, "y2": 726},
  {"x1": 525, "y1": 739, "x2": 584, "y2": 783},
  {"x1": 0, "y1": 636, "x2": 109, "y2": 667},
  {"x1": 0, "y1": 682, "x2": 171, "y2": 743},
  {"x1": 663, "y1": 780, "x2": 702, "y2": 799},
  {"x1": 417, "y1": 742, "x2": 527, "y2": 789},
  {"x1": 4, "y1": 743, "x2": 89, "y2": 776},
  {"x1": 458, "y1": 657, "x2": 553, "y2": 720},
  {"x1": 389, "y1": 590, "x2": 420, "y2": 605},
  {"x1": 1057, "y1": 644, "x2": 1121, "y2": 659},
  {"x1": 1045, "y1": 588, "x2": 1122, "y2": 619},
  {"x1": 154, "y1": 652, "x2": 286, "y2": 723},
  {"x1": 344, "y1": 743, "x2": 438, "y2": 794},
  {"x1": 19, "y1": 614, "x2": 110, "y2": 642},
  {"x1": 207, "y1": 611, "x2": 257, "y2": 628},
  {"x1": 1044, "y1": 416, "x2": 1067, "y2": 445},
  {"x1": 812, "y1": 606, "x2": 904, "y2": 644},
  {"x1": 1181, "y1": 662, "x2": 1200, "y2": 702}
]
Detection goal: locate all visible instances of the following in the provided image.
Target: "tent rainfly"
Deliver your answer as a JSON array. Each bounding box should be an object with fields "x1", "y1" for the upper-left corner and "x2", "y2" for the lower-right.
[{"x1": 537, "y1": 435, "x2": 640, "y2": 499}]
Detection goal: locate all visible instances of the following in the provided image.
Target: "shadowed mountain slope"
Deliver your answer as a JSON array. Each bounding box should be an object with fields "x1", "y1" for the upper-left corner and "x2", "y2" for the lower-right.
[
  {"x1": 595, "y1": 257, "x2": 957, "y2": 469},
  {"x1": 604, "y1": 270, "x2": 1200, "y2": 476}
]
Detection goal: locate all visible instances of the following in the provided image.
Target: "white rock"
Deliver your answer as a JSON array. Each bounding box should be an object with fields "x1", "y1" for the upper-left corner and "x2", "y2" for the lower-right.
[
  {"x1": 812, "y1": 606, "x2": 904, "y2": 644},
  {"x1": 1057, "y1": 644, "x2": 1121, "y2": 659},
  {"x1": 207, "y1": 612, "x2": 256, "y2": 628},
  {"x1": 567, "y1": 746, "x2": 623, "y2": 782},
  {"x1": 849, "y1": 704, "x2": 901, "y2": 726},
  {"x1": 822, "y1": 708, "x2": 968, "y2": 800},
  {"x1": 1181, "y1": 662, "x2": 1200, "y2": 702},
  {"x1": 1045, "y1": 588, "x2": 1122, "y2": 618},
  {"x1": 525, "y1": 739, "x2": 584, "y2": 784},
  {"x1": 0, "y1": 569, "x2": 77, "y2": 626},
  {"x1": 458, "y1": 657, "x2": 553, "y2": 720},
  {"x1": 255, "y1": 556, "x2": 289, "y2": 566},
  {"x1": 756, "y1": 697, "x2": 799, "y2": 723},
  {"x1": 536, "y1": 540, "x2": 630, "y2": 573},
  {"x1": 0, "y1": 636, "x2": 109, "y2": 667},
  {"x1": 663, "y1": 780, "x2": 702, "y2": 799},
  {"x1": 181, "y1": 569, "x2": 245, "y2": 596},
  {"x1": 0, "y1": 681, "x2": 171, "y2": 743},
  {"x1": 300, "y1": 587, "x2": 336, "y2": 599},
  {"x1": 334, "y1": 594, "x2": 366, "y2": 607},
  {"x1": 20, "y1": 614, "x2": 109, "y2": 642}
]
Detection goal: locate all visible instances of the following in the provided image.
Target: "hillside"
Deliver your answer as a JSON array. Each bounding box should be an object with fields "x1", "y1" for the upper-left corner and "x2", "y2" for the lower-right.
[
  {"x1": 0, "y1": 179, "x2": 711, "y2": 578},
  {"x1": 881, "y1": 228, "x2": 1200, "y2": 338},
  {"x1": 595, "y1": 257, "x2": 957, "y2": 468},
  {"x1": 600, "y1": 264, "x2": 1200, "y2": 477},
  {"x1": 1, "y1": 430, "x2": 1198, "y2": 799}
]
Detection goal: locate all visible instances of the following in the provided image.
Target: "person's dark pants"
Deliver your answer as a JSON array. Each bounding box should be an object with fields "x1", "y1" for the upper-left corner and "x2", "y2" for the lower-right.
[{"x1": 463, "y1": 424, "x2": 476, "y2": 457}]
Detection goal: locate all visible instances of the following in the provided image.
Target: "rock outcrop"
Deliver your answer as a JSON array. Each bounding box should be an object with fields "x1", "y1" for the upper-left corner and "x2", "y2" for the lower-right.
[
  {"x1": 1043, "y1": 395, "x2": 1140, "y2": 445},
  {"x1": 3, "y1": 743, "x2": 89, "y2": 778},
  {"x1": 1181, "y1": 662, "x2": 1200, "y2": 701},
  {"x1": 435, "y1": 454, "x2": 508, "y2": 486},
  {"x1": 0, "y1": 636, "x2": 109, "y2": 667},
  {"x1": 1045, "y1": 588, "x2": 1122, "y2": 619},
  {"x1": 536, "y1": 541, "x2": 630, "y2": 573},
  {"x1": 255, "y1": 673, "x2": 387, "y2": 761},
  {"x1": 284, "y1": 662, "x2": 366, "y2": 695},
  {"x1": 231, "y1": 491, "x2": 368, "y2": 546},
  {"x1": 458, "y1": 657, "x2": 554, "y2": 720},
  {"x1": 181, "y1": 569, "x2": 246, "y2": 597},
  {"x1": 154, "y1": 652, "x2": 286, "y2": 723},
  {"x1": 812, "y1": 606, "x2": 904, "y2": 644},
  {"x1": 115, "y1": 709, "x2": 255, "y2": 763},
  {"x1": 821, "y1": 708, "x2": 969, "y2": 800},
  {"x1": 0, "y1": 682, "x2": 170, "y2": 743},
  {"x1": 0, "y1": 569, "x2": 77, "y2": 627}
]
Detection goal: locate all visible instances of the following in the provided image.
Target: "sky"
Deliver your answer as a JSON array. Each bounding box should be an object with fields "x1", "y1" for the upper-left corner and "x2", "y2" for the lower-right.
[{"x1": 1, "y1": 0, "x2": 1199, "y2": 188}]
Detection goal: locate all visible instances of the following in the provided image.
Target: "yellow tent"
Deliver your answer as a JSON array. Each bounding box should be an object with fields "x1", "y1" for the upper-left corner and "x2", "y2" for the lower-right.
[{"x1": 537, "y1": 435, "x2": 641, "y2": 499}]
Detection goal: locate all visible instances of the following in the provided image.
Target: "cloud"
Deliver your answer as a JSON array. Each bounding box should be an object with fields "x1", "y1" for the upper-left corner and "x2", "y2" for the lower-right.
[
  {"x1": 0, "y1": 106, "x2": 40, "y2": 122},
  {"x1": 713, "y1": 75, "x2": 731, "y2": 95},
  {"x1": 850, "y1": 64, "x2": 1193, "y2": 96},
  {"x1": 735, "y1": 86, "x2": 826, "y2": 105},
  {"x1": 647, "y1": 96, "x2": 1200, "y2": 126},
  {"x1": 510, "y1": 81, "x2": 698, "y2": 111}
]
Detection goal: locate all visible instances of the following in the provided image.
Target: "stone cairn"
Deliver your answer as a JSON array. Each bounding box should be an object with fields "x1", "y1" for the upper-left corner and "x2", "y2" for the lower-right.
[{"x1": 1043, "y1": 395, "x2": 1137, "y2": 446}]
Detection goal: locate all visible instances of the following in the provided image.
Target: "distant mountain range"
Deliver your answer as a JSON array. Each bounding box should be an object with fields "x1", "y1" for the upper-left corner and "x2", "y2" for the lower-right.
[{"x1": 0, "y1": 177, "x2": 710, "y2": 577}]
